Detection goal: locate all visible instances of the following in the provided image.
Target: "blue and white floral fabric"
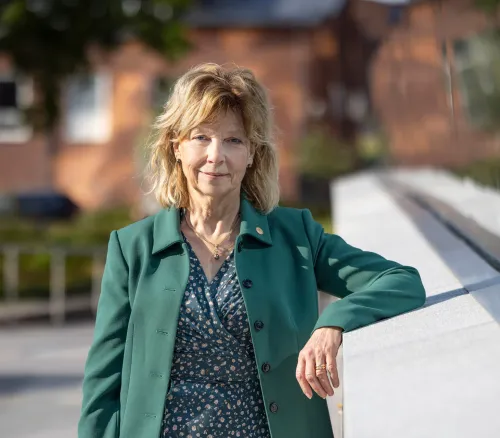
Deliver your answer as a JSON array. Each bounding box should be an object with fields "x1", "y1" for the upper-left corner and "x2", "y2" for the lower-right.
[{"x1": 161, "y1": 235, "x2": 271, "y2": 438}]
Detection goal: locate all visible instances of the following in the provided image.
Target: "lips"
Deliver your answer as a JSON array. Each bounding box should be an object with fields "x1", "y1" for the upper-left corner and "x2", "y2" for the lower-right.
[{"x1": 201, "y1": 171, "x2": 227, "y2": 177}]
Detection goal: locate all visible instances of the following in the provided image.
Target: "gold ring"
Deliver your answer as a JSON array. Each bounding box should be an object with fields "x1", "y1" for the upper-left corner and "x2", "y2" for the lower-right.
[{"x1": 315, "y1": 364, "x2": 327, "y2": 370}]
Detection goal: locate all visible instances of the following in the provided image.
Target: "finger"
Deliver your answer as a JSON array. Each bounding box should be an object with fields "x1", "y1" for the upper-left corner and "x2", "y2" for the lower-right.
[
  {"x1": 296, "y1": 355, "x2": 312, "y2": 399},
  {"x1": 305, "y1": 353, "x2": 327, "y2": 399},
  {"x1": 315, "y1": 353, "x2": 334, "y2": 397},
  {"x1": 327, "y1": 354, "x2": 340, "y2": 389}
]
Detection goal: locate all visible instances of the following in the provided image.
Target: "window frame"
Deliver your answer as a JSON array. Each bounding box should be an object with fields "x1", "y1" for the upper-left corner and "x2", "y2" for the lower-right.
[
  {"x1": 0, "y1": 73, "x2": 33, "y2": 143},
  {"x1": 63, "y1": 71, "x2": 113, "y2": 144}
]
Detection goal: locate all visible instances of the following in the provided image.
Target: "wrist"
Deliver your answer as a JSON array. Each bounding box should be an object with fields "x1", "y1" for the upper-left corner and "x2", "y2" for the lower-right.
[{"x1": 328, "y1": 326, "x2": 344, "y2": 333}]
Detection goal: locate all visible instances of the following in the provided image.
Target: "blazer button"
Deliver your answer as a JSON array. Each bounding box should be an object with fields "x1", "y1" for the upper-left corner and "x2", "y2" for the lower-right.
[
  {"x1": 254, "y1": 320, "x2": 264, "y2": 331},
  {"x1": 237, "y1": 241, "x2": 243, "y2": 252},
  {"x1": 270, "y1": 402, "x2": 279, "y2": 413},
  {"x1": 242, "y1": 279, "x2": 253, "y2": 289},
  {"x1": 261, "y1": 362, "x2": 271, "y2": 373}
]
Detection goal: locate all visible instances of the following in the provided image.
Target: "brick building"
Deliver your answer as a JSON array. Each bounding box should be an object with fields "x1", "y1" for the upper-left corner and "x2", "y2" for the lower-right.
[
  {"x1": 0, "y1": 0, "x2": 499, "y2": 211},
  {"x1": 353, "y1": 0, "x2": 500, "y2": 167}
]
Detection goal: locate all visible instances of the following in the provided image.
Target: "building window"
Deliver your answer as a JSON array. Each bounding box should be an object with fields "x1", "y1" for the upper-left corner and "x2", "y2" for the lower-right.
[
  {"x1": 388, "y1": 6, "x2": 403, "y2": 26},
  {"x1": 0, "y1": 74, "x2": 33, "y2": 143},
  {"x1": 65, "y1": 72, "x2": 113, "y2": 143},
  {"x1": 452, "y1": 30, "x2": 500, "y2": 131}
]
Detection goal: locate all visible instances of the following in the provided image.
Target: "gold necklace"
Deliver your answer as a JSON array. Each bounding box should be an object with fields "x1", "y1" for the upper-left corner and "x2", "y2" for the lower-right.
[{"x1": 184, "y1": 211, "x2": 240, "y2": 260}]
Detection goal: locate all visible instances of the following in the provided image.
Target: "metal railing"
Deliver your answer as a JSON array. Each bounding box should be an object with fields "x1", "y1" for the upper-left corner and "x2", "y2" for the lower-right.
[{"x1": 1, "y1": 244, "x2": 106, "y2": 325}]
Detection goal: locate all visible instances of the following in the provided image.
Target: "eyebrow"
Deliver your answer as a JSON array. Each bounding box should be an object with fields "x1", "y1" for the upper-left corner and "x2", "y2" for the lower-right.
[{"x1": 191, "y1": 127, "x2": 245, "y2": 136}]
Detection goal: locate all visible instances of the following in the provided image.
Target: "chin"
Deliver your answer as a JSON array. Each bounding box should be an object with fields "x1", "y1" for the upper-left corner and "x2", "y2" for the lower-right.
[
  {"x1": 198, "y1": 184, "x2": 239, "y2": 199},
  {"x1": 199, "y1": 185, "x2": 229, "y2": 196}
]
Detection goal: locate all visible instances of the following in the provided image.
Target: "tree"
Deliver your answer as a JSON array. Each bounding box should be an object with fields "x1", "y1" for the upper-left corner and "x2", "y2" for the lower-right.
[
  {"x1": 475, "y1": 0, "x2": 500, "y2": 13},
  {"x1": 0, "y1": 0, "x2": 191, "y2": 186}
]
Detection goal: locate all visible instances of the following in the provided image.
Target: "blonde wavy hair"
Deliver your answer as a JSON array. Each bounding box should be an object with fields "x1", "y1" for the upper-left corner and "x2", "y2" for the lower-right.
[{"x1": 146, "y1": 63, "x2": 280, "y2": 213}]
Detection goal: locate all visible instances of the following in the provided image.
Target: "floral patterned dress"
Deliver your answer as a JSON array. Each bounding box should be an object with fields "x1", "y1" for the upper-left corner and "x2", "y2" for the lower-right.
[{"x1": 161, "y1": 234, "x2": 271, "y2": 438}]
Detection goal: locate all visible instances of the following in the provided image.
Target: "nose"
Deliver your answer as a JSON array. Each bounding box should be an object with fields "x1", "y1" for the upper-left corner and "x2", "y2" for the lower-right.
[{"x1": 206, "y1": 137, "x2": 224, "y2": 164}]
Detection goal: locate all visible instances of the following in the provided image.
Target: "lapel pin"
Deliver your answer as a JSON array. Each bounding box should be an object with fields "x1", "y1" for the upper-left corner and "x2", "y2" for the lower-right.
[{"x1": 256, "y1": 227, "x2": 264, "y2": 235}]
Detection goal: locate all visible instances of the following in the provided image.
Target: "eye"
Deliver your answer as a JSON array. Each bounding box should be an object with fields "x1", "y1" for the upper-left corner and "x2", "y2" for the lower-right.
[
  {"x1": 193, "y1": 135, "x2": 208, "y2": 141},
  {"x1": 227, "y1": 137, "x2": 243, "y2": 144}
]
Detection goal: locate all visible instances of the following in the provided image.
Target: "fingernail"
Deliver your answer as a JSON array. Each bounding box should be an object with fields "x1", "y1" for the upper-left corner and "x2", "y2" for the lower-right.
[{"x1": 308, "y1": 393, "x2": 312, "y2": 399}]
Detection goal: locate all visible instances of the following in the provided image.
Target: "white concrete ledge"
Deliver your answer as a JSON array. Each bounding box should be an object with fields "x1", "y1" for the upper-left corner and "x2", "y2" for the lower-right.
[
  {"x1": 332, "y1": 170, "x2": 500, "y2": 438},
  {"x1": 390, "y1": 168, "x2": 500, "y2": 238}
]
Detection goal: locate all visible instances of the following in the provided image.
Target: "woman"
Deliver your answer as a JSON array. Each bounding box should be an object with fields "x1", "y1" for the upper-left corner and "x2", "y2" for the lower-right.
[{"x1": 78, "y1": 63, "x2": 426, "y2": 438}]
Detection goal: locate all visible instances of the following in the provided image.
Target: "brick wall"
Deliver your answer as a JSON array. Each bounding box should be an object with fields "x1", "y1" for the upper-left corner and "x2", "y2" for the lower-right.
[
  {"x1": 0, "y1": 55, "x2": 52, "y2": 193},
  {"x1": 352, "y1": 0, "x2": 500, "y2": 167},
  {"x1": 1, "y1": 27, "x2": 315, "y2": 210}
]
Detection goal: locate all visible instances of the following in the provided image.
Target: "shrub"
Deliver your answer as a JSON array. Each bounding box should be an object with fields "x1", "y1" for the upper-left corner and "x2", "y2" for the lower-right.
[
  {"x1": 454, "y1": 157, "x2": 500, "y2": 190},
  {"x1": 0, "y1": 207, "x2": 131, "y2": 299}
]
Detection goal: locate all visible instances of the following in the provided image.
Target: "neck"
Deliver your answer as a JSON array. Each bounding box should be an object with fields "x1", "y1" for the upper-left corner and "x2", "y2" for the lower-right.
[{"x1": 186, "y1": 190, "x2": 241, "y2": 237}]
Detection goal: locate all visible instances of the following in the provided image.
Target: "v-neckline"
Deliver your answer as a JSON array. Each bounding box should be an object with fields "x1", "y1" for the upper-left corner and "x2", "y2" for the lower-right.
[{"x1": 182, "y1": 233, "x2": 234, "y2": 286}]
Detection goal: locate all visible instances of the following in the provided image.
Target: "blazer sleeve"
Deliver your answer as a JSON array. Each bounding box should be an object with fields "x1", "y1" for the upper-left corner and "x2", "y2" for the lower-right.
[
  {"x1": 302, "y1": 209, "x2": 426, "y2": 333},
  {"x1": 78, "y1": 230, "x2": 130, "y2": 438}
]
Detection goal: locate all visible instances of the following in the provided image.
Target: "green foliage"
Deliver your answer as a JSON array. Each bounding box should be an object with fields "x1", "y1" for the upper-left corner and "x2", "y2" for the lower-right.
[
  {"x1": 475, "y1": 0, "x2": 500, "y2": 13},
  {"x1": 298, "y1": 125, "x2": 389, "y2": 181},
  {"x1": 454, "y1": 157, "x2": 500, "y2": 190},
  {"x1": 279, "y1": 200, "x2": 333, "y2": 234},
  {"x1": 0, "y1": 252, "x2": 94, "y2": 299},
  {"x1": 0, "y1": 206, "x2": 131, "y2": 245},
  {"x1": 356, "y1": 130, "x2": 389, "y2": 167},
  {"x1": 0, "y1": 0, "x2": 191, "y2": 130},
  {"x1": 312, "y1": 213, "x2": 333, "y2": 235},
  {"x1": 298, "y1": 127, "x2": 357, "y2": 179},
  {"x1": 0, "y1": 207, "x2": 132, "y2": 298},
  {"x1": 0, "y1": 203, "x2": 335, "y2": 299}
]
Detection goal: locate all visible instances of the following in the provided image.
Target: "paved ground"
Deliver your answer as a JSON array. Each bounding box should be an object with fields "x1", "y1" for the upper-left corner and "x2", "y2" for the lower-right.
[
  {"x1": 0, "y1": 318, "x2": 343, "y2": 438},
  {"x1": 0, "y1": 323, "x2": 94, "y2": 438}
]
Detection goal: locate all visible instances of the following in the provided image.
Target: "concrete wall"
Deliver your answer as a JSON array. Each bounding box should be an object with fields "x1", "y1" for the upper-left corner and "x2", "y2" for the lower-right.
[{"x1": 332, "y1": 168, "x2": 500, "y2": 437}]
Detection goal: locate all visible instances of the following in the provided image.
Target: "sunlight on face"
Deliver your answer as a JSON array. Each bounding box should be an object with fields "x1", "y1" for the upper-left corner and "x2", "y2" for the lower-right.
[{"x1": 175, "y1": 110, "x2": 253, "y2": 200}]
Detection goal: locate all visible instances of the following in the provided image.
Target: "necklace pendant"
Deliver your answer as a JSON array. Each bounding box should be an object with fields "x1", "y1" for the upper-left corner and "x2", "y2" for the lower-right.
[{"x1": 214, "y1": 252, "x2": 220, "y2": 260}]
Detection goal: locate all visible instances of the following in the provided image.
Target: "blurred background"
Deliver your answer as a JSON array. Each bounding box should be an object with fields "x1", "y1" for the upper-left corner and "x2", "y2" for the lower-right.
[{"x1": 0, "y1": 0, "x2": 500, "y2": 437}]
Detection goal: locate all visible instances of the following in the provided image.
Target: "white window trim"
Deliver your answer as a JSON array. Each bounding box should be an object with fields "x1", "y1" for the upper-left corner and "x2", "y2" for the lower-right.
[{"x1": 64, "y1": 71, "x2": 113, "y2": 144}]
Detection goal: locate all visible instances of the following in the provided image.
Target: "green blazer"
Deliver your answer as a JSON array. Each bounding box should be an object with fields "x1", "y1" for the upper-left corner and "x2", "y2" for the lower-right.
[{"x1": 78, "y1": 198, "x2": 426, "y2": 438}]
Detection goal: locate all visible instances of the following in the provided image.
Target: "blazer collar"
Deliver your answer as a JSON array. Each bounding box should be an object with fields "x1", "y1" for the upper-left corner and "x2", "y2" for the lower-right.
[
  {"x1": 152, "y1": 207, "x2": 184, "y2": 255},
  {"x1": 239, "y1": 197, "x2": 272, "y2": 246},
  {"x1": 151, "y1": 196, "x2": 272, "y2": 255}
]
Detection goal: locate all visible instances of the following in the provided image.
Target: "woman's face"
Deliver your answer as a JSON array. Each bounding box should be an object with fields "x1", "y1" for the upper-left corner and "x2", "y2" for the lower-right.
[{"x1": 174, "y1": 110, "x2": 253, "y2": 201}]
